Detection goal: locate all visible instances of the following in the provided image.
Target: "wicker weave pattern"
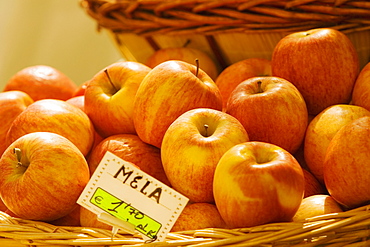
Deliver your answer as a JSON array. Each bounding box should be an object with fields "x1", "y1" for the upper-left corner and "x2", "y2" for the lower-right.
[
  {"x1": 81, "y1": 0, "x2": 370, "y2": 36},
  {"x1": 0, "y1": 205, "x2": 369, "y2": 246}
]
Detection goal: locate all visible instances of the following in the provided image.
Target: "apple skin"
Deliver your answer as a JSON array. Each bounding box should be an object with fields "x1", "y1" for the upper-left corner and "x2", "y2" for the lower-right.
[
  {"x1": 87, "y1": 133, "x2": 171, "y2": 186},
  {"x1": 3, "y1": 65, "x2": 77, "y2": 101},
  {"x1": 0, "y1": 91, "x2": 34, "y2": 156},
  {"x1": 304, "y1": 104, "x2": 370, "y2": 184},
  {"x1": 226, "y1": 76, "x2": 308, "y2": 154},
  {"x1": 133, "y1": 60, "x2": 223, "y2": 148},
  {"x1": 73, "y1": 80, "x2": 90, "y2": 97},
  {"x1": 271, "y1": 28, "x2": 360, "y2": 115},
  {"x1": 6, "y1": 99, "x2": 95, "y2": 157},
  {"x1": 66, "y1": 95, "x2": 85, "y2": 111},
  {"x1": 213, "y1": 141, "x2": 305, "y2": 228},
  {"x1": 292, "y1": 195, "x2": 343, "y2": 222},
  {"x1": 80, "y1": 206, "x2": 112, "y2": 230},
  {"x1": 171, "y1": 202, "x2": 226, "y2": 232},
  {"x1": 49, "y1": 205, "x2": 81, "y2": 226},
  {"x1": 0, "y1": 132, "x2": 90, "y2": 221},
  {"x1": 324, "y1": 116, "x2": 370, "y2": 209},
  {"x1": 302, "y1": 169, "x2": 327, "y2": 198},
  {"x1": 352, "y1": 62, "x2": 370, "y2": 111},
  {"x1": 215, "y1": 58, "x2": 271, "y2": 110},
  {"x1": 161, "y1": 108, "x2": 249, "y2": 203},
  {"x1": 84, "y1": 61, "x2": 152, "y2": 137},
  {"x1": 145, "y1": 47, "x2": 220, "y2": 80}
]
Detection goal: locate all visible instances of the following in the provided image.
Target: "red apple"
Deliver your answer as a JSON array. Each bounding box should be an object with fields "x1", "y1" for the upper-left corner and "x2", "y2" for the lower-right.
[
  {"x1": 6, "y1": 99, "x2": 95, "y2": 157},
  {"x1": 87, "y1": 133, "x2": 171, "y2": 186},
  {"x1": 292, "y1": 195, "x2": 343, "y2": 222},
  {"x1": 73, "y1": 80, "x2": 90, "y2": 97},
  {"x1": 302, "y1": 169, "x2": 327, "y2": 198},
  {"x1": 80, "y1": 206, "x2": 112, "y2": 230},
  {"x1": 66, "y1": 95, "x2": 85, "y2": 111},
  {"x1": 304, "y1": 104, "x2": 370, "y2": 184},
  {"x1": 171, "y1": 202, "x2": 226, "y2": 232},
  {"x1": 0, "y1": 132, "x2": 90, "y2": 221},
  {"x1": 352, "y1": 62, "x2": 370, "y2": 111},
  {"x1": 146, "y1": 47, "x2": 220, "y2": 80},
  {"x1": 215, "y1": 58, "x2": 271, "y2": 110},
  {"x1": 161, "y1": 108, "x2": 249, "y2": 203},
  {"x1": 3, "y1": 65, "x2": 78, "y2": 101},
  {"x1": 85, "y1": 61, "x2": 151, "y2": 137},
  {"x1": 0, "y1": 91, "x2": 34, "y2": 156},
  {"x1": 324, "y1": 116, "x2": 370, "y2": 209},
  {"x1": 213, "y1": 141, "x2": 305, "y2": 228},
  {"x1": 271, "y1": 28, "x2": 360, "y2": 115},
  {"x1": 49, "y1": 205, "x2": 81, "y2": 226},
  {"x1": 226, "y1": 76, "x2": 308, "y2": 154},
  {"x1": 133, "y1": 60, "x2": 223, "y2": 148}
]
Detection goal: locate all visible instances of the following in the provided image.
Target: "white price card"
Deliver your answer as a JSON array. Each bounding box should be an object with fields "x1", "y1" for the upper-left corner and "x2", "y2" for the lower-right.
[{"x1": 77, "y1": 151, "x2": 189, "y2": 242}]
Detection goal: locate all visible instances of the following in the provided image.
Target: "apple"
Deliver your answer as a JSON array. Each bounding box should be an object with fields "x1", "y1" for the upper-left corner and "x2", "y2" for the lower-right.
[
  {"x1": 324, "y1": 116, "x2": 370, "y2": 209},
  {"x1": 351, "y1": 62, "x2": 370, "y2": 111},
  {"x1": 3, "y1": 65, "x2": 78, "y2": 101},
  {"x1": 171, "y1": 202, "x2": 226, "y2": 232},
  {"x1": 226, "y1": 76, "x2": 308, "y2": 154},
  {"x1": 49, "y1": 205, "x2": 81, "y2": 226},
  {"x1": 80, "y1": 206, "x2": 112, "y2": 230},
  {"x1": 87, "y1": 133, "x2": 171, "y2": 186},
  {"x1": 0, "y1": 91, "x2": 34, "y2": 156},
  {"x1": 73, "y1": 80, "x2": 90, "y2": 97},
  {"x1": 85, "y1": 61, "x2": 151, "y2": 137},
  {"x1": 145, "y1": 47, "x2": 220, "y2": 80},
  {"x1": 0, "y1": 132, "x2": 90, "y2": 221},
  {"x1": 161, "y1": 108, "x2": 249, "y2": 203},
  {"x1": 215, "y1": 58, "x2": 271, "y2": 110},
  {"x1": 213, "y1": 141, "x2": 305, "y2": 228},
  {"x1": 133, "y1": 60, "x2": 223, "y2": 148},
  {"x1": 302, "y1": 169, "x2": 327, "y2": 198},
  {"x1": 6, "y1": 99, "x2": 95, "y2": 157},
  {"x1": 292, "y1": 195, "x2": 343, "y2": 222},
  {"x1": 304, "y1": 104, "x2": 370, "y2": 184},
  {"x1": 271, "y1": 28, "x2": 360, "y2": 115},
  {"x1": 66, "y1": 95, "x2": 85, "y2": 111}
]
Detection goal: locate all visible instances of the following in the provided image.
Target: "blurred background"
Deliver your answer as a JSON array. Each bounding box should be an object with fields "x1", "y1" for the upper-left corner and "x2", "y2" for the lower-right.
[{"x1": 0, "y1": 0, "x2": 121, "y2": 90}]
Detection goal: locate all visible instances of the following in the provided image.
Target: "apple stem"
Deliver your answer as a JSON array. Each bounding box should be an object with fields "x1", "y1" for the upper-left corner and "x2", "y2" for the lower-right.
[
  {"x1": 104, "y1": 69, "x2": 118, "y2": 92},
  {"x1": 13, "y1": 148, "x2": 25, "y2": 168},
  {"x1": 257, "y1": 80, "x2": 263, "y2": 93},
  {"x1": 204, "y1": 124, "x2": 209, "y2": 137},
  {"x1": 195, "y1": 59, "x2": 199, "y2": 77}
]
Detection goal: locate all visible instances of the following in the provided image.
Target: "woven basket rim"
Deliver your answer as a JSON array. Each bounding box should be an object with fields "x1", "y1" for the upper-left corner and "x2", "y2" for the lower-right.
[{"x1": 0, "y1": 203, "x2": 369, "y2": 246}]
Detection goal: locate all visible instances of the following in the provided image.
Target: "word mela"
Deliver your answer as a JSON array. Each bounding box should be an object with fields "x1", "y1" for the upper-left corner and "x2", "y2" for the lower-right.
[{"x1": 113, "y1": 164, "x2": 162, "y2": 204}]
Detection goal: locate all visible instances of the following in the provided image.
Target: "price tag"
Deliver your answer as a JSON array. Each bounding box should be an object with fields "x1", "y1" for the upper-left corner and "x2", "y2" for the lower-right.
[{"x1": 77, "y1": 151, "x2": 189, "y2": 242}]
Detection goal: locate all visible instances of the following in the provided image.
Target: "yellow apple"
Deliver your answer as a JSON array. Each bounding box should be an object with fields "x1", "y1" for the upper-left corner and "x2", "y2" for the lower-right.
[
  {"x1": 133, "y1": 60, "x2": 223, "y2": 148},
  {"x1": 161, "y1": 108, "x2": 249, "y2": 203},
  {"x1": 292, "y1": 194, "x2": 343, "y2": 222},
  {"x1": 213, "y1": 141, "x2": 305, "y2": 228},
  {"x1": 146, "y1": 47, "x2": 220, "y2": 80}
]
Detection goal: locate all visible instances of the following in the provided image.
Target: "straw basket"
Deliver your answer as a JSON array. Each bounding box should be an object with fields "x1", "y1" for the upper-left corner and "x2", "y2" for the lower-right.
[
  {"x1": 0, "y1": 204, "x2": 369, "y2": 246},
  {"x1": 80, "y1": 0, "x2": 370, "y2": 71}
]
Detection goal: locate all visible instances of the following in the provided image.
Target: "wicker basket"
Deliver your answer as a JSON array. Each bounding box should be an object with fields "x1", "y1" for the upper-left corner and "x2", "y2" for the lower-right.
[
  {"x1": 0, "y1": 204, "x2": 369, "y2": 246},
  {"x1": 80, "y1": 0, "x2": 370, "y2": 70}
]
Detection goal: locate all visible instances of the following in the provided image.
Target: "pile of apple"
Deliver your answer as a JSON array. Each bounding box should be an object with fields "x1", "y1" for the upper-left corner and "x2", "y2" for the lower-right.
[{"x1": 0, "y1": 27, "x2": 370, "y2": 233}]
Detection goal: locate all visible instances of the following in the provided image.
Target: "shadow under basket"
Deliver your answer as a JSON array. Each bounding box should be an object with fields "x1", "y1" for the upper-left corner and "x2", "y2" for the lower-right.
[{"x1": 80, "y1": 0, "x2": 370, "y2": 71}]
